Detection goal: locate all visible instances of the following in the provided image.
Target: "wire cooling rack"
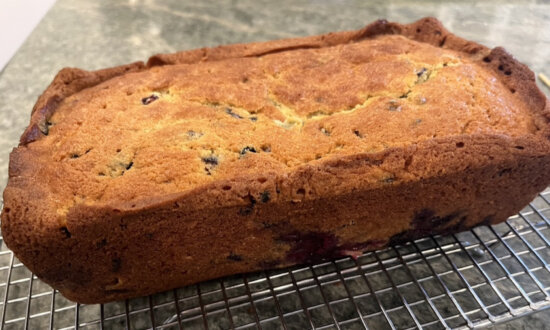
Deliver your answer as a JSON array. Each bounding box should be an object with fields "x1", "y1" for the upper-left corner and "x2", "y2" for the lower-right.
[{"x1": 1, "y1": 188, "x2": 550, "y2": 330}]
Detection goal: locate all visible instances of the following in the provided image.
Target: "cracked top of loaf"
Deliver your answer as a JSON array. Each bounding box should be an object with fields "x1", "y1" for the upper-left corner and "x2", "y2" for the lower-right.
[{"x1": 4, "y1": 17, "x2": 550, "y2": 222}]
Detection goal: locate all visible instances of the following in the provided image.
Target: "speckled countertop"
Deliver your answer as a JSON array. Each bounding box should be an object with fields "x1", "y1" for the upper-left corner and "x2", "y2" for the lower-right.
[{"x1": 1, "y1": 0, "x2": 550, "y2": 329}]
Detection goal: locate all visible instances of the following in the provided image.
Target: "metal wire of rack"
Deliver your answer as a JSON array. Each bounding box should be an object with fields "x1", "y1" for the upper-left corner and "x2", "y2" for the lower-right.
[{"x1": 1, "y1": 188, "x2": 550, "y2": 329}]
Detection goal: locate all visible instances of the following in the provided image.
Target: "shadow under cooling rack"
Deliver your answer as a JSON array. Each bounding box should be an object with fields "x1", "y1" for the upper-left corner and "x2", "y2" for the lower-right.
[{"x1": 1, "y1": 188, "x2": 550, "y2": 329}]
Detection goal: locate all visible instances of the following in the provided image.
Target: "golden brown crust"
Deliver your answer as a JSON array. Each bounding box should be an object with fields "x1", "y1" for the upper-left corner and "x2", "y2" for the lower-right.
[
  {"x1": 20, "y1": 62, "x2": 146, "y2": 145},
  {"x1": 2, "y1": 17, "x2": 550, "y2": 303}
]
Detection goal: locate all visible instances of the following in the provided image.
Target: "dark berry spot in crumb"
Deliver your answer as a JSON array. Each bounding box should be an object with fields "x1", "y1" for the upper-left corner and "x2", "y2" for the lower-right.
[
  {"x1": 202, "y1": 156, "x2": 219, "y2": 165},
  {"x1": 187, "y1": 130, "x2": 203, "y2": 139},
  {"x1": 498, "y1": 168, "x2": 512, "y2": 177},
  {"x1": 261, "y1": 145, "x2": 271, "y2": 152},
  {"x1": 510, "y1": 88, "x2": 516, "y2": 94},
  {"x1": 60, "y1": 227, "x2": 71, "y2": 238},
  {"x1": 480, "y1": 215, "x2": 494, "y2": 226},
  {"x1": 125, "y1": 162, "x2": 133, "y2": 170},
  {"x1": 456, "y1": 142, "x2": 464, "y2": 148},
  {"x1": 498, "y1": 65, "x2": 504, "y2": 71},
  {"x1": 242, "y1": 77, "x2": 249, "y2": 83},
  {"x1": 111, "y1": 258, "x2": 121, "y2": 272},
  {"x1": 42, "y1": 120, "x2": 54, "y2": 135},
  {"x1": 202, "y1": 155, "x2": 218, "y2": 175},
  {"x1": 296, "y1": 188, "x2": 306, "y2": 196},
  {"x1": 259, "y1": 260, "x2": 280, "y2": 269},
  {"x1": 483, "y1": 56, "x2": 491, "y2": 63},
  {"x1": 412, "y1": 119, "x2": 423, "y2": 127},
  {"x1": 96, "y1": 238, "x2": 107, "y2": 249},
  {"x1": 239, "y1": 194, "x2": 256, "y2": 216},
  {"x1": 38, "y1": 122, "x2": 50, "y2": 135},
  {"x1": 388, "y1": 100, "x2": 401, "y2": 111},
  {"x1": 416, "y1": 28, "x2": 421, "y2": 33},
  {"x1": 416, "y1": 68, "x2": 429, "y2": 83},
  {"x1": 240, "y1": 146, "x2": 257, "y2": 156},
  {"x1": 227, "y1": 252, "x2": 243, "y2": 261},
  {"x1": 515, "y1": 146, "x2": 524, "y2": 150},
  {"x1": 239, "y1": 206, "x2": 253, "y2": 215},
  {"x1": 141, "y1": 94, "x2": 159, "y2": 105},
  {"x1": 226, "y1": 108, "x2": 242, "y2": 119},
  {"x1": 353, "y1": 130, "x2": 363, "y2": 138},
  {"x1": 249, "y1": 116, "x2": 258, "y2": 122},
  {"x1": 260, "y1": 191, "x2": 270, "y2": 203},
  {"x1": 70, "y1": 153, "x2": 80, "y2": 159},
  {"x1": 504, "y1": 70, "x2": 512, "y2": 75},
  {"x1": 222, "y1": 185, "x2": 232, "y2": 191},
  {"x1": 262, "y1": 221, "x2": 274, "y2": 228},
  {"x1": 416, "y1": 68, "x2": 428, "y2": 77}
]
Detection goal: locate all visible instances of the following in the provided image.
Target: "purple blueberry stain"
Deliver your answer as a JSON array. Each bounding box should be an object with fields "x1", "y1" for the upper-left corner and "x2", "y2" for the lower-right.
[
  {"x1": 388, "y1": 100, "x2": 402, "y2": 111},
  {"x1": 187, "y1": 130, "x2": 203, "y2": 140},
  {"x1": 260, "y1": 191, "x2": 270, "y2": 203},
  {"x1": 96, "y1": 238, "x2": 107, "y2": 249},
  {"x1": 389, "y1": 209, "x2": 465, "y2": 245},
  {"x1": 227, "y1": 252, "x2": 243, "y2": 261},
  {"x1": 41, "y1": 120, "x2": 54, "y2": 135},
  {"x1": 202, "y1": 155, "x2": 218, "y2": 175},
  {"x1": 278, "y1": 232, "x2": 391, "y2": 264},
  {"x1": 278, "y1": 232, "x2": 352, "y2": 264},
  {"x1": 262, "y1": 221, "x2": 274, "y2": 228},
  {"x1": 111, "y1": 258, "x2": 122, "y2": 272},
  {"x1": 226, "y1": 108, "x2": 242, "y2": 119},
  {"x1": 240, "y1": 146, "x2": 257, "y2": 157},
  {"x1": 60, "y1": 227, "x2": 71, "y2": 239},
  {"x1": 479, "y1": 215, "x2": 494, "y2": 227},
  {"x1": 239, "y1": 194, "x2": 256, "y2": 216},
  {"x1": 340, "y1": 240, "x2": 387, "y2": 252},
  {"x1": 141, "y1": 94, "x2": 159, "y2": 105},
  {"x1": 258, "y1": 260, "x2": 280, "y2": 269},
  {"x1": 202, "y1": 156, "x2": 218, "y2": 166},
  {"x1": 416, "y1": 68, "x2": 428, "y2": 77}
]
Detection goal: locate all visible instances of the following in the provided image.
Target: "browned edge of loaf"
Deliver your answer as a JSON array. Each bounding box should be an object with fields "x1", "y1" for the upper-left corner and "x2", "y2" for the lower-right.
[{"x1": 17, "y1": 17, "x2": 550, "y2": 147}]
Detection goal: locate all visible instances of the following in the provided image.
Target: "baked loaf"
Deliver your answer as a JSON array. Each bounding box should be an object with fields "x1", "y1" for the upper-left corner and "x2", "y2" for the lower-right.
[{"x1": 2, "y1": 17, "x2": 550, "y2": 304}]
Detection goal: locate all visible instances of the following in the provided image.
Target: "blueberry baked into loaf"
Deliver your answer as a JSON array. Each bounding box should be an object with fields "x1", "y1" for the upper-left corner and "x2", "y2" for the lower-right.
[{"x1": 2, "y1": 17, "x2": 550, "y2": 303}]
